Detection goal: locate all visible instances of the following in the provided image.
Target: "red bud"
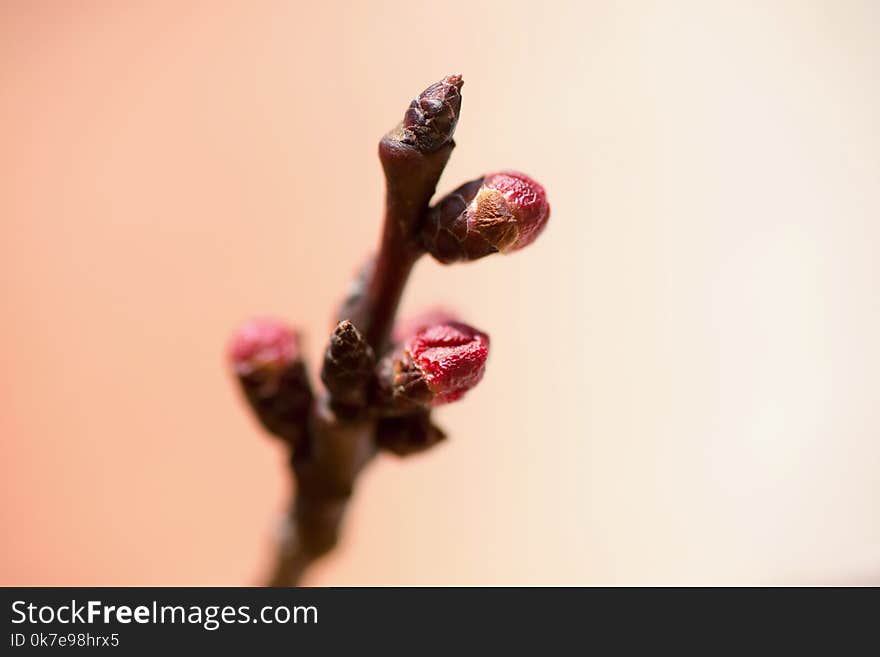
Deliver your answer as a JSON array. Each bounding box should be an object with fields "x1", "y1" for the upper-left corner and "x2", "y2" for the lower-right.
[
  {"x1": 407, "y1": 322, "x2": 489, "y2": 403},
  {"x1": 421, "y1": 170, "x2": 550, "y2": 263},
  {"x1": 378, "y1": 321, "x2": 489, "y2": 409}
]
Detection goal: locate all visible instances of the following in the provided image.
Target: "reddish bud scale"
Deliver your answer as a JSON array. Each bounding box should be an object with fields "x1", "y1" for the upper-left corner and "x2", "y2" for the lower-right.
[
  {"x1": 421, "y1": 170, "x2": 550, "y2": 263},
  {"x1": 378, "y1": 321, "x2": 489, "y2": 410},
  {"x1": 406, "y1": 323, "x2": 489, "y2": 404}
]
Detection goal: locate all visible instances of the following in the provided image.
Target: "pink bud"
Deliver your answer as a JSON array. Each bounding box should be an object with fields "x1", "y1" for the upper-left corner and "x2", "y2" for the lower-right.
[{"x1": 227, "y1": 317, "x2": 300, "y2": 376}]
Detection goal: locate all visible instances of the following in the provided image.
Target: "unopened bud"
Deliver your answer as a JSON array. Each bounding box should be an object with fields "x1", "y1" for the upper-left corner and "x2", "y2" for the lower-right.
[
  {"x1": 421, "y1": 170, "x2": 550, "y2": 263},
  {"x1": 321, "y1": 320, "x2": 375, "y2": 416},
  {"x1": 400, "y1": 74, "x2": 463, "y2": 153},
  {"x1": 377, "y1": 321, "x2": 489, "y2": 411},
  {"x1": 228, "y1": 317, "x2": 299, "y2": 376},
  {"x1": 228, "y1": 318, "x2": 313, "y2": 448}
]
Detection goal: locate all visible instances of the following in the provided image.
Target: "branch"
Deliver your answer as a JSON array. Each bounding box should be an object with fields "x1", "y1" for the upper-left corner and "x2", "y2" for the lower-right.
[
  {"x1": 349, "y1": 74, "x2": 463, "y2": 353},
  {"x1": 264, "y1": 75, "x2": 464, "y2": 585},
  {"x1": 228, "y1": 73, "x2": 551, "y2": 587}
]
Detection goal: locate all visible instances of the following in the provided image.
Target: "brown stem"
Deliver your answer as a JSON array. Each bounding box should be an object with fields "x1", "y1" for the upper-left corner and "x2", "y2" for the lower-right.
[
  {"x1": 357, "y1": 223, "x2": 420, "y2": 353},
  {"x1": 349, "y1": 138, "x2": 453, "y2": 354},
  {"x1": 264, "y1": 218, "x2": 421, "y2": 585},
  {"x1": 265, "y1": 406, "x2": 375, "y2": 586},
  {"x1": 264, "y1": 146, "x2": 452, "y2": 587}
]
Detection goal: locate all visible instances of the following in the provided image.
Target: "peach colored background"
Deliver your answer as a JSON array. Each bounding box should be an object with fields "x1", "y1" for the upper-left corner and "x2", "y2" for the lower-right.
[{"x1": 2, "y1": 1, "x2": 879, "y2": 585}]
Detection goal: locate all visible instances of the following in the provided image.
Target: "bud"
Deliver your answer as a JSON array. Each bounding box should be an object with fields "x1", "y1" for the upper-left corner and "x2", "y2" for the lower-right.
[
  {"x1": 376, "y1": 412, "x2": 447, "y2": 457},
  {"x1": 228, "y1": 317, "x2": 299, "y2": 376},
  {"x1": 377, "y1": 321, "x2": 489, "y2": 411},
  {"x1": 421, "y1": 170, "x2": 550, "y2": 263},
  {"x1": 400, "y1": 74, "x2": 463, "y2": 153},
  {"x1": 378, "y1": 75, "x2": 464, "y2": 252},
  {"x1": 228, "y1": 318, "x2": 313, "y2": 447},
  {"x1": 321, "y1": 320, "x2": 375, "y2": 416}
]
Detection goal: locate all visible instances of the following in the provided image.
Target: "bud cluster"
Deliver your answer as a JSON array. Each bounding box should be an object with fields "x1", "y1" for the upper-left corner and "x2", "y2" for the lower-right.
[{"x1": 228, "y1": 73, "x2": 552, "y2": 585}]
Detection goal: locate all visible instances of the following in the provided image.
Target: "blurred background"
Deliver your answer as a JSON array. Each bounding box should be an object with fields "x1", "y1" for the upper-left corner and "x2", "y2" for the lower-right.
[{"x1": 2, "y1": 1, "x2": 878, "y2": 585}]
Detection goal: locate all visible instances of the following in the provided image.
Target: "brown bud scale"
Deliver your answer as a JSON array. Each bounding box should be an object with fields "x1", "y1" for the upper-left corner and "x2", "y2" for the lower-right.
[{"x1": 321, "y1": 320, "x2": 375, "y2": 415}]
